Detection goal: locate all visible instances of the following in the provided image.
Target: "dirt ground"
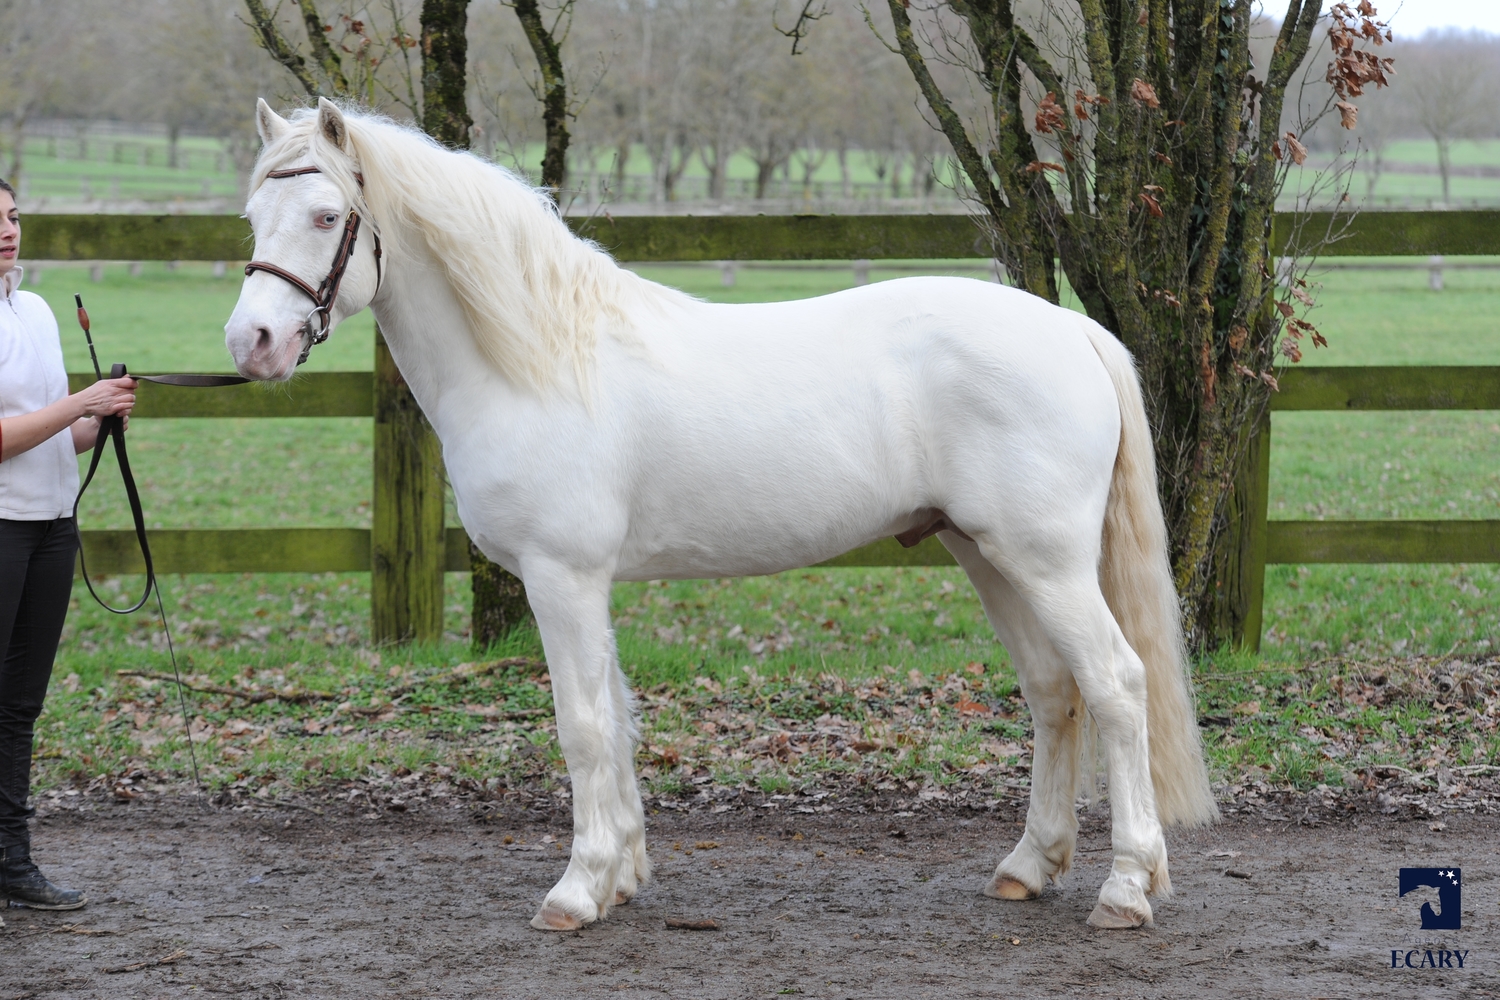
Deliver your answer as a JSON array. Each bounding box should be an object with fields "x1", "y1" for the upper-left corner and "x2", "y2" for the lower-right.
[{"x1": 2, "y1": 794, "x2": 1496, "y2": 999}]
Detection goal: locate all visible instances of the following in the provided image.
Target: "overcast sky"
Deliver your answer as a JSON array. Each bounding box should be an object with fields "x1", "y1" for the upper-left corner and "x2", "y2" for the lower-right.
[{"x1": 1347, "y1": 0, "x2": 1500, "y2": 38}]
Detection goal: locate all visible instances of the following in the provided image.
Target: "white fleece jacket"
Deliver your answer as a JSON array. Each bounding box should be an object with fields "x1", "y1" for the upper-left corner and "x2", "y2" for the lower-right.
[{"x1": 0, "y1": 267, "x2": 79, "y2": 519}]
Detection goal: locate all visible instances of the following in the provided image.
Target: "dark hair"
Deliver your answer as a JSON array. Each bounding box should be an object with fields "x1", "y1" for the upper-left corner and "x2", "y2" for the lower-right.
[{"x1": 0, "y1": 178, "x2": 13, "y2": 202}]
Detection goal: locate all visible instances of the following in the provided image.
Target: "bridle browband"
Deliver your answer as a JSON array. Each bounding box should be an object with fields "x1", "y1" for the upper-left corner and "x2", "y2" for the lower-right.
[{"x1": 243, "y1": 164, "x2": 383, "y2": 366}]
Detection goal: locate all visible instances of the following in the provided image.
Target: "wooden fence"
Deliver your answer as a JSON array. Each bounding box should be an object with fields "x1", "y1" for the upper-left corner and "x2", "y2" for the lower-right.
[{"x1": 35, "y1": 210, "x2": 1500, "y2": 647}]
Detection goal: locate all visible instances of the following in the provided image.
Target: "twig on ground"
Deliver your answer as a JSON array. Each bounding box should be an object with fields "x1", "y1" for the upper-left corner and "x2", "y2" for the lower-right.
[
  {"x1": 104, "y1": 948, "x2": 188, "y2": 974},
  {"x1": 116, "y1": 659, "x2": 546, "y2": 710},
  {"x1": 117, "y1": 672, "x2": 337, "y2": 705},
  {"x1": 388, "y1": 657, "x2": 546, "y2": 696},
  {"x1": 664, "y1": 917, "x2": 720, "y2": 931}
]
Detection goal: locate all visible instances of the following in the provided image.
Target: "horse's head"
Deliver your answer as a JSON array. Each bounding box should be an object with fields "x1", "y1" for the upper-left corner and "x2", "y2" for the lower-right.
[{"x1": 225, "y1": 99, "x2": 383, "y2": 381}]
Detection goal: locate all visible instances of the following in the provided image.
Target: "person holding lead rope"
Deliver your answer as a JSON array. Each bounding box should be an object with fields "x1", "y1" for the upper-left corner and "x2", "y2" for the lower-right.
[{"x1": 0, "y1": 178, "x2": 136, "y2": 910}]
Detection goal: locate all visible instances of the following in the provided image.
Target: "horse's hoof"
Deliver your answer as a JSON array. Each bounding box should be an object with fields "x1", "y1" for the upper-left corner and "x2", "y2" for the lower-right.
[
  {"x1": 984, "y1": 876, "x2": 1038, "y2": 901},
  {"x1": 531, "y1": 905, "x2": 585, "y2": 931},
  {"x1": 1087, "y1": 902, "x2": 1151, "y2": 929}
]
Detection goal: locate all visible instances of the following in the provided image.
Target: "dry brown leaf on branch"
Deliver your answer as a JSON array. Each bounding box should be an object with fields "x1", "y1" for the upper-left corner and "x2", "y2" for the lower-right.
[
  {"x1": 1138, "y1": 192, "x2": 1163, "y2": 217},
  {"x1": 1154, "y1": 151, "x2": 1173, "y2": 165},
  {"x1": 1280, "y1": 339, "x2": 1303, "y2": 362},
  {"x1": 1233, "y1": 362, "x2": 1258, "y2": 380},
  {"x1": 1284, "y1": 133, "x2": 1308, "y2": 165},
  {"x1": 1275, "y1": 300, "x2": 1296, "y2": 318},
  {"x1": 1025, "y1": 160, "x2": 1066, "y2": 174},
  {"x1": 1290, "y1": 286, "x2": 1316, "y2": 307},
  {"x1": 1228, "y1": 325, "x2": 1249, "y2": 351},
  {"x1": 1259, "y1": 371, "x2": 1280, "y2": 391},
  {"x1": 1130, "y1": 79, "x2": 1160, "y2": 108},
  {"x1": 1034, "y1": 92, "x2": 1065, "y2": 134},
  {"x1": 1326, "y1": 1, "x2": 1394, "y2": 112}
]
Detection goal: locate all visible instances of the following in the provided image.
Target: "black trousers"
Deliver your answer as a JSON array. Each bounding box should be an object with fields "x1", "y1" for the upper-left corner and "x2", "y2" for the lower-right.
[{"x1": 0, "y1": 517, "x2": 76, "y2": 850}]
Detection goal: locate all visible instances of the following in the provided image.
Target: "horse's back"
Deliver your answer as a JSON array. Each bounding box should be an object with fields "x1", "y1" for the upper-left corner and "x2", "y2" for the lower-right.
[{"x1": 586, "y1": 276, "x2": 1122, "y2": 579}]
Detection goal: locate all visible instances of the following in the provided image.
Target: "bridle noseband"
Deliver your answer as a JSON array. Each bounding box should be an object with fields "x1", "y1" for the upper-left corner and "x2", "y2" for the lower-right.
[{"x1": 243, "y1": 165, "x2": 383, "y2": 366}]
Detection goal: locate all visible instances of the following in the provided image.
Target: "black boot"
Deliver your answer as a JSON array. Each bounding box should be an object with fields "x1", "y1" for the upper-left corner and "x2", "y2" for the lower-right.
[{"x1": 0, "y1": 845, "x2": 86, "y2": 910}]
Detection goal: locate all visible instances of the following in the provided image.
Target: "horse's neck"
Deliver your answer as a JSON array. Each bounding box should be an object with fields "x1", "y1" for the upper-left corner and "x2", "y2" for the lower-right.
[{"x1": 369, "y1": 250, "x2": 514, "y2": 436}]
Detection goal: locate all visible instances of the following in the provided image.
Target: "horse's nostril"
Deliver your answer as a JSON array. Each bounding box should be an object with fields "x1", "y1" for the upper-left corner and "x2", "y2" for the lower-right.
[{"x1": 255, "y1": 327, "x2": 272, "y2": 349}]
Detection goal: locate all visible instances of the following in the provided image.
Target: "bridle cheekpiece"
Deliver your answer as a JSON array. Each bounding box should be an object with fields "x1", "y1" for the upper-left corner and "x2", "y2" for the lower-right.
[{"x1": 243, "y1": 165, "x2": 383, "y2": 366}]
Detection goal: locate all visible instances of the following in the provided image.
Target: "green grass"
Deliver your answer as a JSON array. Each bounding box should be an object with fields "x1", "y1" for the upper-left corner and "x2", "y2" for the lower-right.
[
  {"x1": 18, "y1": 134, "x2": 239, "y2": 204},
  {"x1": 17, "y1": 256, "x2": 1500, "y2": 800}
]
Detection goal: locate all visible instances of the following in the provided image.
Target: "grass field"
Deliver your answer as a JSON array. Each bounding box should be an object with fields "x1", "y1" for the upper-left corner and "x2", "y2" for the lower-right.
[
  {"x1": 19, "y1": 126, "x2": 1500, "y2": 208},
  {"x1": 21, "y1": 253, "x2": 1500, "y2": 801}
]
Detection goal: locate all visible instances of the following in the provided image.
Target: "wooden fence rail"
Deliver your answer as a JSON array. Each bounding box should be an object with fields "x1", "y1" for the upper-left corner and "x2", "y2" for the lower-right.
[{"x1": 42, "y1": 211, "x2": 1500, "y2": 646}]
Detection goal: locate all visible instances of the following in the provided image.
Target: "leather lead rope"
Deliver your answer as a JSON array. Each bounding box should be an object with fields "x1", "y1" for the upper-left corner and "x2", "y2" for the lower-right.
[{"x1": 70, "y1": 297, "x2": 257, "y2": 789}]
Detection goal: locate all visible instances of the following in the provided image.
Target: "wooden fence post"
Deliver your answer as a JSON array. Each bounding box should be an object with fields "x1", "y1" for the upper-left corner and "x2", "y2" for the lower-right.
[
  {"x1": 1212, "y1": 406, "x2": 1273, "y2": 652},
  {"x1": 372, "y1": 326, "x2": 445, "y2": 643}
]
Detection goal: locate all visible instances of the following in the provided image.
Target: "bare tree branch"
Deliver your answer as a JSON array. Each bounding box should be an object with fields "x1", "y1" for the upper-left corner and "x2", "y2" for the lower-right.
[{"x1": 242, "y1": 0, "x2": 323, "y2": 96}]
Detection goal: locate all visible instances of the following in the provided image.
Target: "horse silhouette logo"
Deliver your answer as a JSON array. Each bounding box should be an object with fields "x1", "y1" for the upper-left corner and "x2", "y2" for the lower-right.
[{"x1": 1400, "y1": 868, "x2": 1461, "y2": 930}]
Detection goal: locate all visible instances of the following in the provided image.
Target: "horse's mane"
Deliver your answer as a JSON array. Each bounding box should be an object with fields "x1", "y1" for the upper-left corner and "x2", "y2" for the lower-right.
[{"x1": 252, "y1": 105, "x2": 690, "y2": 392}]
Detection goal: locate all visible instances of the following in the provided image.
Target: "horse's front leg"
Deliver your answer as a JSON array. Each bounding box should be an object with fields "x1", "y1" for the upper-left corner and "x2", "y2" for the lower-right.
[{"x1": 523, "y1": 562, "x2": 648, "y2": 931}]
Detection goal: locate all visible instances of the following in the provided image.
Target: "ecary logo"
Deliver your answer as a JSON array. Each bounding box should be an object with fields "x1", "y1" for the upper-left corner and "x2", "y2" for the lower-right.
[{"x1": 1400, "y1": 868, "x2": 1461, "y2": 930}]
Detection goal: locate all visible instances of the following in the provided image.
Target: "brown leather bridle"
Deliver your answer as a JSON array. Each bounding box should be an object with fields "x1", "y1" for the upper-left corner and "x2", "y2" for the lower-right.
[{"x1": 243, "y1": 165, "x2": 383, "y2": 366}]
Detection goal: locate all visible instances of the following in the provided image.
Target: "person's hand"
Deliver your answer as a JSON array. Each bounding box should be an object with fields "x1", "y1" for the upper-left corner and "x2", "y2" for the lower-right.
[{"x1": 73, "y1": 377, "x2": 137, "y2": 419}]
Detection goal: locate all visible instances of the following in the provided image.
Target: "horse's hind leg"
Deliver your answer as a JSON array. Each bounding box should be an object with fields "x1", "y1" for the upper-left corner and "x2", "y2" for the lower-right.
[
  {"x1": 606, "y1": 649, "x2": 650, "y2": 905},
  {"x1": 521, "y1": 562, "x2": 647, "y2": 930},
  {"x1": 941, "y1": 532, "x2": 1083, "y2": 900},
  {"x1": 982, "y1": 546, "x2": 1165, "y2": 928}
]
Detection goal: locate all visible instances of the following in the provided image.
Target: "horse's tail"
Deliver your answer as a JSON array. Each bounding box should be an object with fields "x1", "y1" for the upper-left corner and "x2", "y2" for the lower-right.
[{"x1": 1083, "y1": 323, "x2": 1219, "y2": 829}]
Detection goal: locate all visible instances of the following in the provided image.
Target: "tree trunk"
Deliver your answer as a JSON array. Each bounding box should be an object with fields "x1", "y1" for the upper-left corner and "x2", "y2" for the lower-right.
[
  {"x1": 1435, "y1": 136, "x2": 1452, "y2": 203},
  {"x1": 512, "y1": 0, "x2": 570, "y2": 199},
  {"x1": 881, "y1": 0, "x2": 1385, "y2": 651},
  {"x1": 414, "y1": 0, "x2": 537, "y2": 648},
  {"x1": 420, "y1": 0, "x2": 473, "y2": 149},
  {"x1": 8, "y1": 111, "x2": 27, "y2": 188},
  {"x1": 753, "y1": 157, "x2": 776, "y2": 199}
]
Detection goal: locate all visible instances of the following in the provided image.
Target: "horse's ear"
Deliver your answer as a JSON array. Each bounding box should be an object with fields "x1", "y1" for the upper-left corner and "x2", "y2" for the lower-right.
[
  {"x1": 317, "y1": 98, "x2": 349, "y2": 152},
  {"x1": 256, "y1": 99, "x2": 290, "y2": 145}
]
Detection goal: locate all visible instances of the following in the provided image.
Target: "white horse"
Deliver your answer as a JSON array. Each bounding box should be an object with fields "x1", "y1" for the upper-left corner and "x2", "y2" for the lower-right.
[{"x1": 227, "y1": 99, "x2": 1217, "y2": 932}]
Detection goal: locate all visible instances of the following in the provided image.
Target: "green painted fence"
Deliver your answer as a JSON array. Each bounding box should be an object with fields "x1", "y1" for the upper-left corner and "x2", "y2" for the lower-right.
[{"x1": 42, "y1": 212, "x2": 1500, "y2": 644}]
